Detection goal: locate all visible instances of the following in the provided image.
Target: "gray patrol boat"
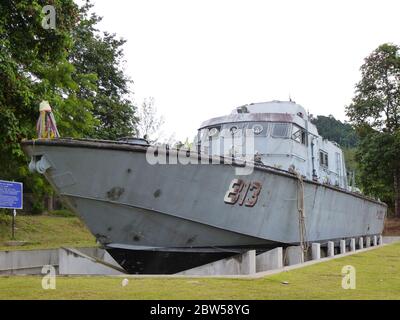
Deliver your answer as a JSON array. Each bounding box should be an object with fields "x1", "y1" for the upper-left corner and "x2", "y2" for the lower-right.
[{"x1": 22, "y1": 101, "x2": 386, "y2": 274}]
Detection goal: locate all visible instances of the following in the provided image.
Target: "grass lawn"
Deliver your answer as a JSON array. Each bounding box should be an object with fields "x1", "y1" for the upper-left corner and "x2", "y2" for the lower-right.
[
  {"x1": 0, "y1": 214, "x2": 96, "y2": 251},
  {"x1": 0, "y1": 242, "x2": 399, "y2": 300}
]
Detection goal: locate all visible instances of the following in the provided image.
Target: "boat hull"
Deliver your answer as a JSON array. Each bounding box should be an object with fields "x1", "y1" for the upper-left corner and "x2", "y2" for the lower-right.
[{"x1": 21, "y1": 139, "x2": 386, "y2": 273}]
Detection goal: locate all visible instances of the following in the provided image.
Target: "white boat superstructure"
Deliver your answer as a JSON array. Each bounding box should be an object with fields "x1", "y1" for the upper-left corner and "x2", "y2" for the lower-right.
[{"x1": 197, "y1": 100, "x2": 348, "y2": 189}]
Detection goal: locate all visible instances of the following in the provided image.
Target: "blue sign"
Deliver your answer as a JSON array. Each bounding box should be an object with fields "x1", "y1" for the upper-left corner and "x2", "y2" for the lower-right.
[{"x1": 0, "y1": 180, "x2": 23, "y2": 209}]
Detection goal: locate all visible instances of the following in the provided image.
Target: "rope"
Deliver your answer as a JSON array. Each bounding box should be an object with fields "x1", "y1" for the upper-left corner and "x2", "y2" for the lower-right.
[{"x1": 295, "y1": 171, "x2": 309, "y2": 258}]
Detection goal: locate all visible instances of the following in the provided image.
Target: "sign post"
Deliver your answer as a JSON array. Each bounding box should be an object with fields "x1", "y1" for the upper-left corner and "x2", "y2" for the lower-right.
[{"x1": 0, "y1": 180, "x2": 23, "y2": 240}]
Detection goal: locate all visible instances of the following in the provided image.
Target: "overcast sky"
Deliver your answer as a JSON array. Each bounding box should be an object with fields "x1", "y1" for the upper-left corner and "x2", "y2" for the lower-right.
[{"x1": 87, "y1": 0, "x2": 400, "y2": 141}]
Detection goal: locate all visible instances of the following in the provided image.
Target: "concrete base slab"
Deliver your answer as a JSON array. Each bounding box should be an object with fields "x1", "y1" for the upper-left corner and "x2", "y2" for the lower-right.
[
  {"x1": 0, "y1": 248, "x2": 58, "y2": 275},
  {"x1": 252, "y1": 243, "x2": 390, "y2": 280},
  {"x1": 59, "y1": 248, "x2": 126, "y2": 275},
  {"x1": 178, "y1": 250, "x2": 256, "y2": 276},
  {"x1": 256, "y1": 247, "x2": 283, "y2": 272}
]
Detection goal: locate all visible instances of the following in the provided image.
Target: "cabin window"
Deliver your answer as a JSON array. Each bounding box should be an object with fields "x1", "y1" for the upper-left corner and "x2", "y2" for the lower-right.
[
  {"x1": 319, "y1": 150, "x2": 329, "y2": 168},
  {"x1": 271, "y1": 123, "x2": 290, "y2": 138},
  {"x1": 291, "y1": 124, "x2": 307, "y2": 145},
  {"x1": 230, "y1": 126, "x2": 238, "y2": 134}
]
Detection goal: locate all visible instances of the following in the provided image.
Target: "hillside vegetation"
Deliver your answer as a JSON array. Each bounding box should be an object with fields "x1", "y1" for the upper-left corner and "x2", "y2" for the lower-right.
[
  {"x1": 311, "y1": 114, "x2": 359, "y2": 181},
  {"x1": 0, "y1": 214, "x2": 96, "y2": 251},
  {"x1": 311, "y1": 115, "x2": 358, "y2": 148}
]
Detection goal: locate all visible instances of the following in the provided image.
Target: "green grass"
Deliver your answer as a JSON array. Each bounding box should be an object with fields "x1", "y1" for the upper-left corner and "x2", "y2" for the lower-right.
[
  {"x1": 0, "y1": 242, "x2": 399, "y2": 300},
  {"x1": 47, "y1": 209, "x2": 77, "y2": 218},
  {"x1": 0, "y1": 214, "x2": 96, "y2": 251}
]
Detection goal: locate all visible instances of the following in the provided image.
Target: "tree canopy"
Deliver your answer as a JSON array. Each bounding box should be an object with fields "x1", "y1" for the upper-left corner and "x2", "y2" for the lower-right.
[
  {"x1": 0, "y1": 0, "x2": 137, "y2": 213},
  {"x1": 310, "y1": 114, "x2": 358, "y2": 148},
  {"x1": 346, "y1": 43, "x2": 400, "y2": 217}
]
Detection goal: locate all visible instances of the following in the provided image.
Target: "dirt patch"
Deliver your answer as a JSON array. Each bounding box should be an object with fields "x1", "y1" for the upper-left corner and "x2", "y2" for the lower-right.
[{"x1": 383, "y1": 218, "x2": 400, "y2": 235}]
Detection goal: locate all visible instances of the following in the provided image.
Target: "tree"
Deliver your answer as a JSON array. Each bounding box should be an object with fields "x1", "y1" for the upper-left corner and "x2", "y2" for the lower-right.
[
  {"x1": 310, "y1": 114, "x2": 360, "y2": 185},
  {"x1": 0, "y1": 0, "x2": 96, "y2": 213},
  {"x1": 355, "y1": 131, "x2": 399, "y2": 208},
  {"x1": 346, "y1": 43, "x2": 400, "y2": 217},
  {"x1": 136, "y1": 97, "x2": 164, "y2": 142},
  {"x1": 0, "y1": 0, "x2": 137, "y2": 214},
  {"x1": 174, "y1": 137, "x2": 194, "y2": 150},
  {"x1": 310, "y1": 115, "x2": 358, "y2": 148}
]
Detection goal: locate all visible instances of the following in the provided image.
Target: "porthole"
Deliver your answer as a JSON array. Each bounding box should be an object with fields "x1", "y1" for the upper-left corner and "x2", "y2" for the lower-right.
[
  {"x1": 208, "y1": 127, "x2": 219, "y2": 137},
  {"x1": 252, "y1": 124, "x2": 263, "y2": 134}
]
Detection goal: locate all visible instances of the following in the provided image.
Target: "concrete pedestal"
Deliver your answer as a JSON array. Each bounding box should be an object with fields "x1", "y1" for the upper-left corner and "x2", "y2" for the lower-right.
[
  {"x1": 0, "y1": 248, "x2": 58, "y2": 275},
  {"x1": 373, "y1": 235, "x2": 377, "y2": 246},
  {"x1": 256, "y1": 247, "x2": 283, "y2": 272},
  {"x1": 350, "y1": 238, "x2": 356, "y2": 251},
  {"x1": 242, "y1": 250, "x2": 256, "y2": 275},
  {"x1": 327, "y1": 241, "x2": 335, "y2": 257},
  {"x1": 59, "y1": 248, "x2": 125, "y2": 275},
  {"x1": 311, "y1": 243, "x2": 321, "y2": 260},
  {"x1": 285, "y1": 246, "x2": 304, "y2": 266},
  {"x1": 340, "y1": 240, "x2": 346, "y2": 254},
  {"x1": 179, "y1": 250, "x2": 256, "y2": 275},
  {"x1": 359, "y1": 237, "x2": 364, "y2": 249},
  {"x1": 379, "y1": 235, "x2": 383, "y2": 245},
  {"x1": 366, "y1": 237, "x2": 371, "y2": 248}
]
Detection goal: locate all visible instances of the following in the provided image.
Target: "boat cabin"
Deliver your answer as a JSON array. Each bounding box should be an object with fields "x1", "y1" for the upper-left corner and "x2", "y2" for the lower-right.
[{"x1": 197, "y1": 100, "x2": 348, "y2": 189}]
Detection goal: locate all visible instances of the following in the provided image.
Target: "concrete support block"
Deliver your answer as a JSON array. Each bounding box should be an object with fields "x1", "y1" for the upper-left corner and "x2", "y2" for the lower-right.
[
  {"x1": 285, "y1": 246, "x2": 304, "y2": 266},
  {"x1": 77, "y1": 247, "x2": 121, "y2": 268},
  {"x1": 327, "y1": 241, "x2": 335, "y2": 257},
  {"x1": 0, "y1": 247, "x2": 121, "y2": 276},
  {"x1": 256, "y1": 247, "x2": 283, "y2": 272},
  {"x1": 350, "y1": 238, "x2": 356, "y2": 252},
  {"x1": 366, "y1": 237, "x2": 371, "y2": 248},
  {"x1": 358, "y1": 237, "x2": 364, "y2": 249},
  {"x1": 373, "y1": 235, "x2": 377, "y2": 246},
  {"x1": 0, "y1": 249, "x2": 58, "y2": 275},
  {"x1": 242, "y1": 250, "x2": 256, "y2": 275},
  {"x1": 340, "y1": 240, "x2": 346, "y2": 254},
  {"x1": 59, "y1": 248, "x2": 125, "y2": 275},
  {"x1": 379, "y1": 235, "x2": 383, "y2": 245},
  {"x1": 311, "y1": 243, "x2": 321, "y2": 260},
  {"x1": 179, "y1": 250, "x2": 256, "y2": 275}
]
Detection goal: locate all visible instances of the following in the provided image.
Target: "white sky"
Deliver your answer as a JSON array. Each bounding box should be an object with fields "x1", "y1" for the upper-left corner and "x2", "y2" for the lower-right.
[{"x1": 86, "y1": 0, "x2": 400, "y2": 141}]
